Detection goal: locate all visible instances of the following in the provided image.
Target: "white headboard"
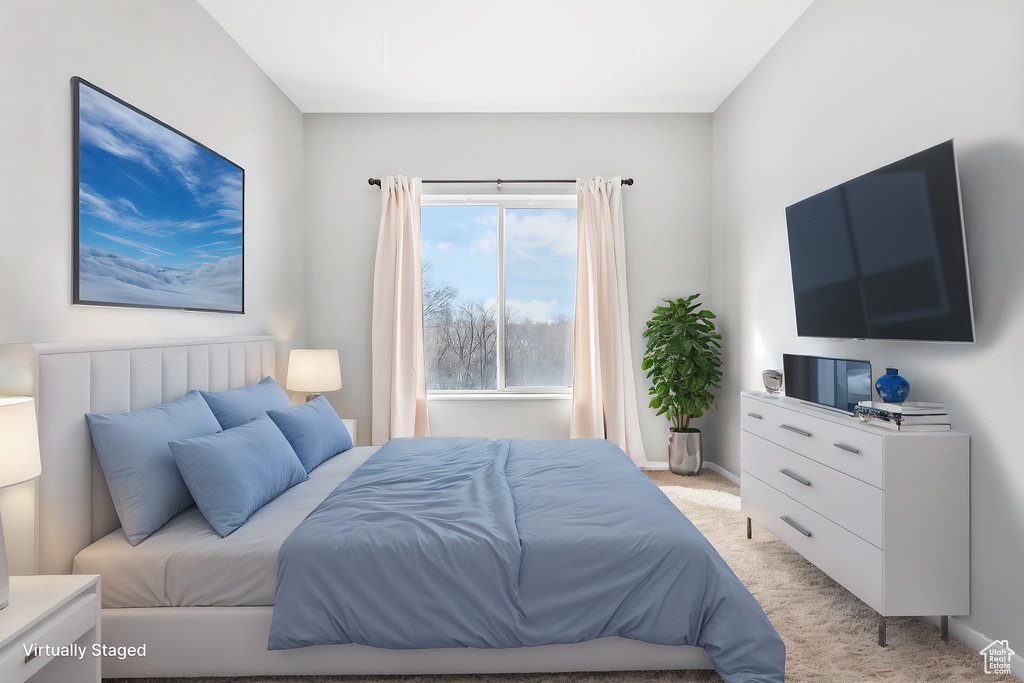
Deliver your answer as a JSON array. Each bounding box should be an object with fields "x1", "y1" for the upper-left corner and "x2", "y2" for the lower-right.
[{"x1": 0, "y1": 336, "x2": 275, "y2": 575}]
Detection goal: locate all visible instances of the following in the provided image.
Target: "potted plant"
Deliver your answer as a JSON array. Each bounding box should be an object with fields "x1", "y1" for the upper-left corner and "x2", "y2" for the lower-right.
[{"x1": 642, "y1": 294, "x2": 722, "y2": 475}]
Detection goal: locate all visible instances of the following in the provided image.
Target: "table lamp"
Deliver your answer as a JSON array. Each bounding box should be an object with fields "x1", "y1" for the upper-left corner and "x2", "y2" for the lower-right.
[
  {"x1": 286, "y1": 349, "x2": 343, "y2": 402},
  {"x1": 0, "y1": 396, "x2": 42, "y2": 610}
]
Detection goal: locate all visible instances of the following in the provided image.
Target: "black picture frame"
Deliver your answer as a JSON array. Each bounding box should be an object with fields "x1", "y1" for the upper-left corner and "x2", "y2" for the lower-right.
[{"x1": 73, "y1": 77, "x2": 244, "y2": 313}]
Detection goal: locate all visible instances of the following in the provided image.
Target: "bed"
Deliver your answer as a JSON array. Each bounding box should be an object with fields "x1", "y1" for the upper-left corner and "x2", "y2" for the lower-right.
[{"x1": 0, "y1": 336, "x2": 784, "y2": 680}]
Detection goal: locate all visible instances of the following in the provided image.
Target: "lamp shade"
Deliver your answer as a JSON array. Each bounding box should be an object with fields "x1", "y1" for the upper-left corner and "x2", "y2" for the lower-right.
[
  {"x1": 286, "y1": 350, "x2": 343, "y2": 394},
  {"x1": 0, "y1": 397, "x2": 42, "y2": 488}
]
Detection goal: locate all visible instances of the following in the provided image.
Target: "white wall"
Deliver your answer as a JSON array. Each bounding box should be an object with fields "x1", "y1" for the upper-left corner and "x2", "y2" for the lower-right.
[
  {"x1": 428, "y1": 395, "x2": 572, "y2": 441},
  {"x1": 303, "y1": 113, "x2": 712, "y2": 456},
  {"x1": 0, "y1": 0, "x2": 306, "y2": 371},
  {"x1": 0, "y1": 0, "x2": 306, "y2": 573},
  {"x1": 711, "y1": 0, "x2": 1024, "y2": 656}
]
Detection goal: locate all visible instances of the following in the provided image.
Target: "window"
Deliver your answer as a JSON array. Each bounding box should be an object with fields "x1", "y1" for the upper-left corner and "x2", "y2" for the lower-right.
[{"x1": 421, "y1": 196, "x2": 577, "y2": 392}]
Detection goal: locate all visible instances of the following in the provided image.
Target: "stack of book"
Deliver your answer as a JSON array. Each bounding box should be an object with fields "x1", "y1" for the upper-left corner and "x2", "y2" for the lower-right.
[{"x1": 855, "y1": 401, "x2": 950, "y2": 431}]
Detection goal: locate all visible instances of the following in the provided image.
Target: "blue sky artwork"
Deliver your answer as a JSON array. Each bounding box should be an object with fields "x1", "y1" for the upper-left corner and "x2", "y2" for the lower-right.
[{"x1": 75, "y1": 80, "x2": 243, "y2": 312}]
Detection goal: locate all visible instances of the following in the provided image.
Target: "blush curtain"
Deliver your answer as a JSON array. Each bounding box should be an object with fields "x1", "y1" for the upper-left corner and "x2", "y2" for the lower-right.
[
  {"x1": 571, "y1": 177, "x2": 647, "y2": 466},
  {"x1": 371, "y1": 176, "x2": 429, "y2": 445}
]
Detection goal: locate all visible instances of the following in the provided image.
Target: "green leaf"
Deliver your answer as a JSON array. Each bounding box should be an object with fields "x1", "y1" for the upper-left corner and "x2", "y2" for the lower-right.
[{"x1": 641, "y1": 294, "x2": 723, "y2": 429}]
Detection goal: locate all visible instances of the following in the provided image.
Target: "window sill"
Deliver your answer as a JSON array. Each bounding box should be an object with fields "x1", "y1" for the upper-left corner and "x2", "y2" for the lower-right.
[{"x1": 427, "y1": 392, "x2": 572, "y2": 401}]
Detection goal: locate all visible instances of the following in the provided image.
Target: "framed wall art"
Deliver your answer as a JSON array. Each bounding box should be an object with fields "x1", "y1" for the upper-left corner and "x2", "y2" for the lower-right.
[{"x1": 73, "y1": 77, "x2": 244, "y2": 313}]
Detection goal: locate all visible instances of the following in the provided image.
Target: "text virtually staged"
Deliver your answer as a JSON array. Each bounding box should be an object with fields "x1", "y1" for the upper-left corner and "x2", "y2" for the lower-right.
[{"x1": 23, "y1": 642, "x2": 146, "y2": 661}]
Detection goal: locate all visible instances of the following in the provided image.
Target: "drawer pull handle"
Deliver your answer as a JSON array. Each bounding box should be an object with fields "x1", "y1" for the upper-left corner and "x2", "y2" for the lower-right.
[
  {"x1": 779, "y1": 468, "x2": 812, "y2": 487},
  {"x1": 25, "y1": 650, "x2": 37, "y2": 664},
  {"x1": 833, "y1": 442, "x2": 860, "y2": 454},
  {"x1": 747, "y1": 412, "x2": 763, "y2": 420},
  {"x1": 781, "y1": 515, "x2": 812, "y2": 537},
  {"x1": 779, "y1": 423, "x2": 812, "y2": 438}
]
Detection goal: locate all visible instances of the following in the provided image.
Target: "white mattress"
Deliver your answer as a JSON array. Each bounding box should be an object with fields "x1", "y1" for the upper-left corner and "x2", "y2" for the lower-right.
[{"x1": 73, "y1": 446, "x2": 379, "y2": 609}]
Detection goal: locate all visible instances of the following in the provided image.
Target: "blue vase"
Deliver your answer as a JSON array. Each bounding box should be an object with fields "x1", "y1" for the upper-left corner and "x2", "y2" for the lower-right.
[{"x1": 875, "y1": 367, "x2": 910, "y2": 403}]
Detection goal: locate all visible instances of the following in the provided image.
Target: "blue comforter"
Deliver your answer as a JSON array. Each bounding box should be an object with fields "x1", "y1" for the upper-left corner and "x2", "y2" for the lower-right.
[{"x1": 268, "y1": 438, "x2": 785, "y2": 683}]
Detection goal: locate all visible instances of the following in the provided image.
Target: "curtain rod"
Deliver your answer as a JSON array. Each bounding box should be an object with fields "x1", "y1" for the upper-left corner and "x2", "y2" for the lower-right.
[{"x1": 368, "y1": 177, "x2": 633, "y2": 188}]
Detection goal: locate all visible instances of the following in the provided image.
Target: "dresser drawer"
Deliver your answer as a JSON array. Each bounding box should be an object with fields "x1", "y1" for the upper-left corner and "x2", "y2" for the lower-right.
[
  {"x1": 740, "y1": 396, "x2": 784, "y2": 436},
  {"x1": 741, "y1": 430, "x2": 884, "y2": 548},
  {"x1": 0, "y1": 592, "x2": 97, "y2": 682},
  {"x1": 741, "y1": 472, "x2": 883, "y2": 613},
  {"x1": 741, "y1": 396, "x2": 885, "y2": 488},
  {"x1": 741, "y1": 394, "x2": 831, "y2": 449}
]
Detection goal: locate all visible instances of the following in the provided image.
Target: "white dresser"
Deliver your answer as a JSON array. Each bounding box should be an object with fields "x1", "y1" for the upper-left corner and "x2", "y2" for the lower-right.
[{"x1": 739, "y1": 391, "x2": 969, "y2": 645}]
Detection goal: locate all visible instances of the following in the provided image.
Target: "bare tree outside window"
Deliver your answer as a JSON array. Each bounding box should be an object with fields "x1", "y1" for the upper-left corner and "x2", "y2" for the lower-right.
[{"x1": 421, "y1": 202, "x2": 576, "y2": 391}]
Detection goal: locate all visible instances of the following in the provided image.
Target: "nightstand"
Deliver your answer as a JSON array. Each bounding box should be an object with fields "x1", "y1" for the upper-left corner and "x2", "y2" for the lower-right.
[
  {"x1": 0, "y1": 574, "x2": 101, "y2": 682},
  {"x1": 342, "y1": 418, "x2": 357, "y2": 444}
]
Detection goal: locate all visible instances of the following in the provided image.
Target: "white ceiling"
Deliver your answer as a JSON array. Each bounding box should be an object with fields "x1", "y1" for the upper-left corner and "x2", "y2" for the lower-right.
[{"x1": 197, "y1": 0, "x2": 813, "y2": 114}]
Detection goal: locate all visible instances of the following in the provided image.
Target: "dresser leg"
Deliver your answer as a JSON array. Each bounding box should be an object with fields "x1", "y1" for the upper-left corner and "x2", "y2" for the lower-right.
[
  {"x1": 878, "y1": 615, "x2": 887, "y2": 647},
  {"x1": 941, "y1": 615, "x2": 949, "y2": 641},
  {"x1": 746, "y1": 517, "x2": 752, "y2": 539}
]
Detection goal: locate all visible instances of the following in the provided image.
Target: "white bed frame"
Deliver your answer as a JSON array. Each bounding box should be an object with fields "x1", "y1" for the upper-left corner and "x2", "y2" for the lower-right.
[{"x1": 0, "y1": 336, "x2": 712, "y2": 678}]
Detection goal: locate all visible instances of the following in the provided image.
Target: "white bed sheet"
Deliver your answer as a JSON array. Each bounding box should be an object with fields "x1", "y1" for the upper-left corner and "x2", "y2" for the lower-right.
[{"x1": 73, "y1": 446, "x2": 379, "y2": 609}]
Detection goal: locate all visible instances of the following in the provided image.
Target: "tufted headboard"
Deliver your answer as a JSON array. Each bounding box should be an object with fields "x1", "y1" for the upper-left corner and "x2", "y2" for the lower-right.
[{"x1": 0, "y1": 336, "x2": 275, "y2": 575}]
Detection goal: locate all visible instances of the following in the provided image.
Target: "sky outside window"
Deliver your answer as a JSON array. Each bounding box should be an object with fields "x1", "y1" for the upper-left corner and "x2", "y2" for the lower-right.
[
  {"x1": 504, "y1": 207, "x2": 576, "y2": 387},
  {"x1": 421, "y1": 202, "x2": 576, "y2": 390},
  {"x1": 504, "y1": 208, "x2": 577, "y2": 323},
  {"x1": 421, "y1": 204, "x2": 497, "y2": 309}
]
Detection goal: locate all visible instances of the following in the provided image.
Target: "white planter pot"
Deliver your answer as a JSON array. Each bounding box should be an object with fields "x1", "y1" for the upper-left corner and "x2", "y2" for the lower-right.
[{"x1": 668, "y1": 429, "x2": 702, "y2": 475}]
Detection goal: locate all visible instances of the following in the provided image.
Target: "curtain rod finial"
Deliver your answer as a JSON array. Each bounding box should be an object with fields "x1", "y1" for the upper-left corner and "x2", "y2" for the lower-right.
[
  {"x1": 368, "y1": 178, "x2": 381, "y2": 187},
  {"x1": 622, "y1": 178, "x2": 634, "y2": 186}
]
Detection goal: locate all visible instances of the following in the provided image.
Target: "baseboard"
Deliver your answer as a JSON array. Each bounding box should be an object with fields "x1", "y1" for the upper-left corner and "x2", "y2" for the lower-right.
[
  {"x1": 640, "y1": 461, "x2": 741, "y2": 485},
  {"x1": 702, "y1": 462, "x2": 740, "y2": 485},
  {"x1": 928, "y1": 616, "x2": 1023, "y2": 681}
]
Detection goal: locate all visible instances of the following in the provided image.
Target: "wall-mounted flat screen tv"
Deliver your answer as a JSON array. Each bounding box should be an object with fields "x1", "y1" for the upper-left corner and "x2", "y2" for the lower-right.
[{"x1": 785, "y1": 140, "x2": 974, "y2": 342}]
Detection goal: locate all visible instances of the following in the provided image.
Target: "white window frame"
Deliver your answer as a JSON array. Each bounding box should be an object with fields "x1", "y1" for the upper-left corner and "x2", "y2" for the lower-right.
[{"x1": 421, "y1": 194, "x2": 577, "y2": 395}]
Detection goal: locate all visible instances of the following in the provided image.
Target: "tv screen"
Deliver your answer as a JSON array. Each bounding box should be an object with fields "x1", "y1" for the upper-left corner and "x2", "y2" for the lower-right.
[
  {"x1": 785, "y1": 140, "x2": 975, "y2": 342},
  {"x1": 783, "y1": 354, "x2": 871, "y2": 414}
]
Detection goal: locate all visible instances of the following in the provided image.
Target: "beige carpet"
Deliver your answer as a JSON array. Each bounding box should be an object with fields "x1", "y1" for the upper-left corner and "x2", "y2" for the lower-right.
[{"x1": 107, "y1": 470, "x2": 1003, "y2": 683}]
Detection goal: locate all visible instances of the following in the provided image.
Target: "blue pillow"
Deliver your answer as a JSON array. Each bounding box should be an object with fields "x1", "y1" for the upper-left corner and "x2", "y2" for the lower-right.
[
  {"x1": 199, "y1": 376, "x2": 291, "y2": 430},
  {"x1": 169, "y1": 415, "x2": 307, "y2": 537},
  {"x1": 86, "y1": 390, "x2": 222, "y2": 546},
  {"x1": 267, "y1": 396, "x2": 353, "y2": 473}
]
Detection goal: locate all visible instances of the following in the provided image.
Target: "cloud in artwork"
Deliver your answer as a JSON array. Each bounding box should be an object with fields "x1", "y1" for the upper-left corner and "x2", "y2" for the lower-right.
[
  {"x1": 78, "y1": 245, "x2": 242, "y2": 311},
  {"x1": 92, "y1": 231, "x2": 175, "y2": 258},
  {"x1": 76, "y1": 81, "x2": 243, "y2": 273},
  {"x1": 78, "y1": 84, "x2": 203, "y2": 193}
]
